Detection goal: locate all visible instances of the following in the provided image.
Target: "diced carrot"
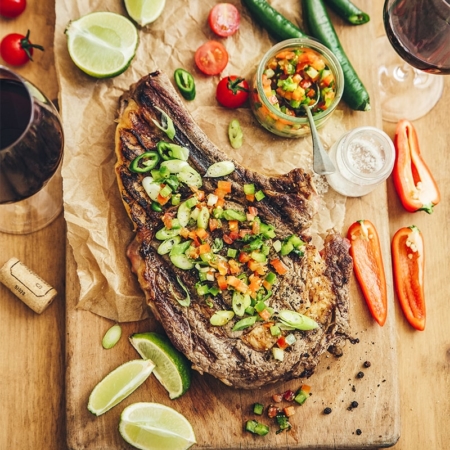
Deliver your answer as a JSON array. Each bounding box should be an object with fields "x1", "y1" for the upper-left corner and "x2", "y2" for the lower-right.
[
  {"x1": 258, "y1": 308, "x2": 272, "y2": 321},
  {"x1": 300, "y1": 384, "x2": 311, "y2": 394},
  {"x1": 248, "y1": 275, "x2": 262, "y2": 293},
  {"x1": 196, "y1": 227, "x2": 208, "y2": 240},
  {"x1": 216, "y1": 197, "x2": 225, "y2": 208},
  {"x1": 270, "y1": 258, "x2": 289, "y2": 275},
  {"x1": 157, "y1": 193, "x2": 171, "y2": 205},
  {"x1": 218, "y1": 180, "x2": 232, "y2": 194},
  {"x1": 215, "y1": 188, "x2": 227, "y2": 199},
  {"x1": 209, "y1": 218, "x2": 219, "y2": 232},
  {"x1": 283, "y1": 406, "x2": 296, "y2": 417},
  {"x1": 217, "y1": 275, "x2": 228, "y2": 290},
  {"x1": 228, "y1": 259, "x2": 241, "y2": 275},
  {"x1": 239, "y1": 252, "x2": 251, "y2": 263},
  {"x1": 195, "y1": 190, "x2": 205, "y2": 201},
  {"x1": 252, "y1": 220, "x2": 260, "y2": 235},
  {"x1": 262, "y1": 280, "x2": 272, "y2": 291},
  {"x1": 198, "y1": 243, "x2": 211, "y2": 255},
  {"x1": 246, "y1": 194, "x2": 255, "y2": 202},
  {"x1": 180, "y1": 227, "x2": 190, "y2": 238},
  {"x1": 217, "y1": 259, "x2": 229, "y2": 276},
  {"x1": 186, "y1": 246, "x2": 199, "y2": 260},
  {"x1": 228, "y1": 220, "x2": 239, "y2": 232},
  {"x1": 276, "y1": 50, "x2": 295, "y2": 59},
  {"x1": 227, "y1": 276, "x2": 248, "y2": 293}
]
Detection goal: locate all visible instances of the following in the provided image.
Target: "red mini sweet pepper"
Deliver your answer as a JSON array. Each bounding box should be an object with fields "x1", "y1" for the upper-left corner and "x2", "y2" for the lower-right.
[
  {"x1": 391, "y1": 225, "x2": 426, "y2": 331},
  {"x1": 393, "y1": 119, "x2": 440, "y2": 214},
  {"x1": 348, "y1": 220, "x2": 388, "y2": 326}
]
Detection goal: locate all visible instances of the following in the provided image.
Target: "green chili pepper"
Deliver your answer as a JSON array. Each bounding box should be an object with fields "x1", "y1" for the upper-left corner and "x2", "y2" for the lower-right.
[
  {"x1": 129, "y1": 151, "x2": 160, "y2": 173},
  {"x1": 152, "y1": 106, "x2": 176, "y2": 140},
  {"x1": 174, "y1": 68, "x2": 196, "y2": 101}
]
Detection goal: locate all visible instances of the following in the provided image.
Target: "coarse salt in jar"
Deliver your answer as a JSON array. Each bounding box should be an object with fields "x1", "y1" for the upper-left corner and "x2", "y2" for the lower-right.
[{"x1": 326, "y1": 126, "x2": 395, "y2": 197}]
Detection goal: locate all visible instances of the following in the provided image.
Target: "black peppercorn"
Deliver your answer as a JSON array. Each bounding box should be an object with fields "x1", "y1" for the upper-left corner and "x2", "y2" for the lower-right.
[
  {"x1": 363, "y1": 361, "x2": 371, "y2": 368},
  {"x1": 323, "y1": 407, "x2": 332, "y2": 414},
  {"x1": 356, "y1": 429, "x2": 362, "y2": 435},
  {"x1": 356, "y1": 371, "x2": 364, "y2": 379},
  {"x1": 351, "y1": 401, "x2": 359, "y2": 408}
]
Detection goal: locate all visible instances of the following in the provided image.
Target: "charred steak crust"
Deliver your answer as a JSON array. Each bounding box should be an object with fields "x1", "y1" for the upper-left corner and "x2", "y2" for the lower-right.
[{"x1": 115, "y1": 70, "x2": 353, "y2": 389}]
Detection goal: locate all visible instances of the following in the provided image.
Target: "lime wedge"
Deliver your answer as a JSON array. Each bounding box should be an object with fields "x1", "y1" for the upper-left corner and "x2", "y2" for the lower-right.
[
  {"x1": 124, "y1": 0, "x2": 166, "y2": 27},
  {"x1": 119, "y1": 402, "x2": 196, "y2": 450},
  {"x1": 65, "y1": 11, "x2": 139, "y2": 78},
  {"x1": 129, "y1": 332, "x2": 191, "y2": 399},
  {"x1": 87, "y1": 359, "x2": 155, "y2": 416}
]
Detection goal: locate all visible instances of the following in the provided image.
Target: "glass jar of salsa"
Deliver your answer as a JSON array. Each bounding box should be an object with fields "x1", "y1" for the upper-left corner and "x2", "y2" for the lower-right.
[{"x1": 250, "y1": 38, "x2": 344, "y2": 138}]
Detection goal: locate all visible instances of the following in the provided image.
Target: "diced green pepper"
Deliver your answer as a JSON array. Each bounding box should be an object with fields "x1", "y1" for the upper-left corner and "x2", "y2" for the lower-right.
[{"x1": 253, "y1": 403, "x2": 264, "y2": 415}]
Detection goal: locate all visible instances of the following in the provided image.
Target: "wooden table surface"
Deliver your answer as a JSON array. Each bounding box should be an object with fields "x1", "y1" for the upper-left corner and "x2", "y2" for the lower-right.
[{"x1": 1, "y1": 1, "x2": 449, "y2": 449}]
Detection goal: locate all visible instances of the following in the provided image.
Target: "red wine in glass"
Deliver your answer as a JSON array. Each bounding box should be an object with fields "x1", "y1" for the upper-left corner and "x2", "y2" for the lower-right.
[
  {"x1": 384, "y1": 0, "x2": 450, "y2": 74},
  {"x1": 0, "y1": 66, "x2": 64, "y2": 234}
]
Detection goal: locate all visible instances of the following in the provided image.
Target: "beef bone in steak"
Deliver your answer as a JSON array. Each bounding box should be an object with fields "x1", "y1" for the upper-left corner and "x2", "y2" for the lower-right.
[{"x1": 114, "y1": 70, "x2": 353, "y2": 389}]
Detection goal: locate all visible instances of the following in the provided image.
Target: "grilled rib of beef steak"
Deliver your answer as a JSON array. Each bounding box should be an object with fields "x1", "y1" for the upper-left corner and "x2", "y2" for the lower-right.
[{"x1": 115, "y1": 70, "x2": 352, "y2": 389}]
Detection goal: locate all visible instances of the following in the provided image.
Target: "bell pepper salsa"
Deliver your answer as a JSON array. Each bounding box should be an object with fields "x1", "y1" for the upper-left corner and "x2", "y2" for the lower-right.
[
  {"x1": 255, "y1": 47, "x2": 336, "y2": 121},
  {"x1": 261, "y1": 47, "x2": 336, "y2": 117}
]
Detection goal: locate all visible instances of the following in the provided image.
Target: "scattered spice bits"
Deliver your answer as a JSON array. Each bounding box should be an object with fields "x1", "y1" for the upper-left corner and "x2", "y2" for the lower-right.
[
  {"x1": 363, "y1": 361, "x2": 371, "y2": 368},
  {"x1": 356, "y1": 371, "x2": 365, "y2": 379},
  {"x1": 347, "y1": 401, "x2": 359, "y2": 411},
  {"x1": 323, "y1": 407, "x2": 332, "y2": 415}
]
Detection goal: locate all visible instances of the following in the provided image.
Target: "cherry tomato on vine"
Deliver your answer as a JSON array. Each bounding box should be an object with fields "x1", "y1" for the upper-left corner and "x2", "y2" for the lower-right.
[
  {"x1": 216, "y1": 76, "x2": 249, "y2": 108},
  {"x1": 0, "y1": 0, "x2": 26, "y2": 18},
  {"x1": 0, "y1": 30, "x2": 44, "y2": 66},
  {"x1": 208, "y1": 3, "x2": 240, "y2": 37},
  {"x1": 194, "y1": 40, "x2": 228, "y2": 76}
]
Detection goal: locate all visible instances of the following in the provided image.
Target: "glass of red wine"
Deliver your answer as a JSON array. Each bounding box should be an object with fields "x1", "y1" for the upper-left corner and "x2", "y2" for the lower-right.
[
  {"x1": 378, "y1": 0, "x2": 450, "y2": 122},
  {"x1": 0, "y1": 66, "x2": 64, "y2": 234}
]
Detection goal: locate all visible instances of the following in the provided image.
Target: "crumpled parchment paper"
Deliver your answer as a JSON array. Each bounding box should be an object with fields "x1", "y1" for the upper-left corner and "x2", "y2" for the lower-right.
[{"x1": 54, "y1": 0, "x2": 346, "y2": 322}]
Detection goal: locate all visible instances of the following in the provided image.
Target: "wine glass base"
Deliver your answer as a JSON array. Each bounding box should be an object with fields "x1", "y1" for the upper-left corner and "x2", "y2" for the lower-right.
[
  {"x1": 377, "y1": 36, "x2": 444, "y2": 122},
  {"x1": 0, "y1": 163, "x2": 63, "y2": 235}
]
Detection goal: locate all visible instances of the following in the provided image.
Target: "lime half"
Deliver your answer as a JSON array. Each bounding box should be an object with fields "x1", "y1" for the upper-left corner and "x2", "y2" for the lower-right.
[
  {"x1": 65, "y1": 11, "x2": 139, "y2": 78},
  {"x1": 124, "y1": 0, "x2": 166, "y2": 27},
  {"x1": 87, "y1": 359, "x2": 155, "y2": 416},
  {"x1": 119, "y1": 402, "x2": 196, "y2": 450},
  {"x1": 129, "y1": 332, "x2": 191, "y2": 399}
]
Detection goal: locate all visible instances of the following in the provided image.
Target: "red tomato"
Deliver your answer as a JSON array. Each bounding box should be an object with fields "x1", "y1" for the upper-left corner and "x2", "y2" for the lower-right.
[
  {"x1": 216, "y1": 75, "x2": 249, "y2": 108},
  {"x1": 0, "y1": 0, "x2": 26, "y2": 18},
  {"x1": 194, "y1": 40, "x2": 228, "y2": 76},
  {"x1": 0, "y1": 30, "x2": 43, "y2": 66},
  {"x1": 208, "y1": 3, "x2": 240, "y2": 37}
]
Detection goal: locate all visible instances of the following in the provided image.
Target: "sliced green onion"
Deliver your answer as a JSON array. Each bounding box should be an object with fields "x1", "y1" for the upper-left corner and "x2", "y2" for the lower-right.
[
  {"x1": 142, "y1": 177, "x2": 161, "y2": 201},
  {"x1": 169, "y1": 240, "x2": 192, "y2": 256},
  {"x1": 155, "y1": 227, "x2": 180, "y2": 240},
  {"x1": 170, "y1": 275, "x2": 191, "y2": 307},
  {"x1": 205, "y1": 160, "x2": 235, "y2": 177},
  {"x1": 160, "y1": 159, "x2": 188, "y2": 174},
  {"x1": 277, "y1": 310, "x2": 319, "y2": 331},
  {"x1": 222, "y1": 209, "x2": 247, "y2": 221},
  {"x1": 210, "y1": 310, "x2": 235, "y2": 326},
  {"x1": 232, "y1": 315, "x2": 257, "y2": 332},
  {"x1": 197, "y1": 206, "x2": 210, "y2": 229},
  {"x1": 177, "y1": 165, "x2": 202, "y2": 188},
  {"x1": 152, "y1": 106, "x2": 176, "y2": 140},
  {"x1": 157, "y1": 236, "x2": 181, "y2": 255},
  {"x1": 232, "y1": 292, "x2": 251, "y2": 317},
  {"x1": 101, "y1": 324, "x2": 122, "y2": 349},
  {"x1": 159, "y1": 184, "x2": 172, "y2": 198},
  {"x1": 169, "y1": 254, "x2": 194, "y2": 270},
  {"x1": 228, "y1": 119, "x2": 243, "y2": 149}
]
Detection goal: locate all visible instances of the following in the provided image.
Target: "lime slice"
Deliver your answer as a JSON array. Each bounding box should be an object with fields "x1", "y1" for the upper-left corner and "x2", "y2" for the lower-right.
[
  {"x1": 65, "y1": 11, "x2": 139, "y2": 78},
  {"x1": 87, "y1": 359, "x2": 155, "y2": 416},
  {"x1": 119, "y1": 402, "x2": 196, "y2": 450},
  {"x1": 129, "y1": 332, "x2": 191, "y2": 399},
  {"x1": 124, "y1": 0, "x2": 166, "y2": 27}
]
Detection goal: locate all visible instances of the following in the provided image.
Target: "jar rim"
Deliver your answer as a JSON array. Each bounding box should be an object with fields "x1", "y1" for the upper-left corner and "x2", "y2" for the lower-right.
[{"x1": 255, "y1": 38, "x2": 345, "y2": 124}]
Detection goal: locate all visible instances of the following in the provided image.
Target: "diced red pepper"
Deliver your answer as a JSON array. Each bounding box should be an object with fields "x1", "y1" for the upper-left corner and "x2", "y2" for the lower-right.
[
  {"x1": 227, "y1": 275, "x2": 248, "y2": 293},
  {"x1": 217, "y1": 180, "x2": 232, "y2": 193},
  {"x1": 276, "y1": 336, "x2": 289, "y2": 350},
  {"x1": 228, "y1": 220, "x2": 239, "y2": 232},
  {"x1": 270, "y1": 258, "x2": 288, "y2": 275},
  {"x1": 217, "y1": 275, "x2": 228, "y2": 290},
  {"x1": 283, "y1": 406, "x2": 296, "y2": 417},
  {"x1": 239, "y1": 251, "x2": 251, "y2": 263}
]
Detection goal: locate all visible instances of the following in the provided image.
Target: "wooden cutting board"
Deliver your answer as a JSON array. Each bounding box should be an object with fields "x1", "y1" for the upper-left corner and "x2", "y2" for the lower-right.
[{"x1": 66, "y1": 2, "x2": 400, "y2": 448}]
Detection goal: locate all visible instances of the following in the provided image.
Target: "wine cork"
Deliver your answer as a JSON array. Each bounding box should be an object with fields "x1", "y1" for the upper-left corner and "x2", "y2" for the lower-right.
[{"x1": 0, "y1": 257, "x2": 57, "y2": 314}]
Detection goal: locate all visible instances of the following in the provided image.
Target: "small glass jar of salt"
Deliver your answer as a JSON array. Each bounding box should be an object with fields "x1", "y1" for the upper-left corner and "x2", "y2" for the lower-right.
[{"x1": 326, "y1": 126, "x2": 395, "y2": 197}]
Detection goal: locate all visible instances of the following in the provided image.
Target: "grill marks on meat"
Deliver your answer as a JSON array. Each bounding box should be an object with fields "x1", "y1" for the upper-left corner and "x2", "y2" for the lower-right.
[{"x1": 115, "y1": 70, "x2": 353, "y2": 389}]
